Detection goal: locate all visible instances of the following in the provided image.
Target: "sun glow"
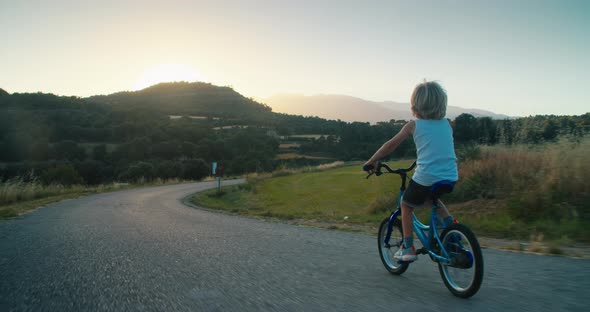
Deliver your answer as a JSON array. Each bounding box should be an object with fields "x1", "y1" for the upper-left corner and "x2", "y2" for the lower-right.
[{"x1": 133, "y1": 64, "x2": 207, "y2": 90}]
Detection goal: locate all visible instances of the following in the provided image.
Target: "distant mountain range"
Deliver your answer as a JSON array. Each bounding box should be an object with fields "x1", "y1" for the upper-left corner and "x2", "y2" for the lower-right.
[
  {"x1": 261, "y1": 93, "x2": 510, "y2": 123},
  {"x1": 3, "y1": 83, "x2": 509, "y2": 123}
]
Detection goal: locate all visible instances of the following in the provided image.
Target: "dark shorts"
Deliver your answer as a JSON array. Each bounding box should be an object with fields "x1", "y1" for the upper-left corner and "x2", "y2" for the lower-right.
[{"x1": 401, "y1": 179, "x2": 434, "y2": 208}]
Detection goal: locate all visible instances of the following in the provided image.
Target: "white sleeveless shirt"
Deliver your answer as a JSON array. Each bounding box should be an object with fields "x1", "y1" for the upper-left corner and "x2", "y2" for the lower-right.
[{"x1": 411, "y1": 119, "x2": 458, "y2": 186}]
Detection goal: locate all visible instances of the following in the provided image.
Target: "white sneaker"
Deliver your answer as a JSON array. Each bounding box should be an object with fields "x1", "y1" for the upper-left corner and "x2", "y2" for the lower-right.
[{"x1": 394, "y1": 245, "x2": 417, "y2": 262}]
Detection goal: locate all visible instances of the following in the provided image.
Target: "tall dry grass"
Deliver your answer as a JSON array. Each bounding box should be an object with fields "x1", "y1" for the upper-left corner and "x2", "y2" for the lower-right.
[
  {"x1": 451, "y1": 138, "x2": 590, "y2": 226},
  {"x1": 0, "y1": 179, "x2": 85, "y2": 206}
]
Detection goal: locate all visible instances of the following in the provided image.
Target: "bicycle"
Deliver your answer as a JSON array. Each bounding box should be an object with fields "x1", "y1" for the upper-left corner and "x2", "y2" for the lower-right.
[{"x1": 363, "y1": 161, "x2": 484, "y2": 298}]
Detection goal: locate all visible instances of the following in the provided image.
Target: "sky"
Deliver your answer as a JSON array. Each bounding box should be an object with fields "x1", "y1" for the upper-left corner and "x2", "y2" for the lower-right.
[{"x1": 1, "y1": 0, "x2": 588, "y2": 116}]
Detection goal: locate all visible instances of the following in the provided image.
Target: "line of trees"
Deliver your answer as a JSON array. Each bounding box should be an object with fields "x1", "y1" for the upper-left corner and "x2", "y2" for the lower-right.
[
  {"x1": 1, "y1": 86, "x2": 588, "y2": 186},
  {"x1": 453, "y1": 114, "x2": 589, "y2": 145},
  {"x1": 295, "y1": 113, "x2": 589, "y2": 163},
  {"x1": 0, "y1": 92, "x2": 279, "y2": 184}
]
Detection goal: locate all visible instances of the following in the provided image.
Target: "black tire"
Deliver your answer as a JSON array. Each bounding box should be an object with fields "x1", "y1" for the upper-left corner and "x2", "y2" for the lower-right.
[
  {"x1": 438, "y1": 223, "x2": 484, "y2": 298},
  {"x1": 377, "y1": 216, "x2": 409, "y2": 275}
]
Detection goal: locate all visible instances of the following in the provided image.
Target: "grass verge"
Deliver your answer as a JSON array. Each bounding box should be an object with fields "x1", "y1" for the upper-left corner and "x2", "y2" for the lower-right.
[
  {"x1": 193, "y1": 155, "x2": 590, "y2": 250},
  {"x1": 193, "y1": 160, "x2": 410, "y2": 225}
]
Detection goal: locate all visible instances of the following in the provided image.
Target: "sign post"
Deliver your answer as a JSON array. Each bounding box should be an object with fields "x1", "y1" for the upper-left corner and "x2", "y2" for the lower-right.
[{"x1": 213, "y1": 162, "x2": 223, "y2": 192}]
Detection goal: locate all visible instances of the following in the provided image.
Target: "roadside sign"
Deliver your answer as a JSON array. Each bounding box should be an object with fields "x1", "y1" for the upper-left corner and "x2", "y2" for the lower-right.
[{"x1": 215, "y1": 164, "x2": 224, "y2": 177}]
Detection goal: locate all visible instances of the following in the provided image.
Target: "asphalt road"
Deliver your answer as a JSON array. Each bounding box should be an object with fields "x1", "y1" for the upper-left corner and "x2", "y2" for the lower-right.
[{"x1": 1, "y1": 180, "x2": 589, "y2": 311}]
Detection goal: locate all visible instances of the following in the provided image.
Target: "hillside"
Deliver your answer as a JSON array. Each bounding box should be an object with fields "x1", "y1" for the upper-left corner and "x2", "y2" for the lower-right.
[
  {"x1": 1, "y1": 82, "x2": 587, "y2": 186},
  {"x1": 0, "y1": 84, "x2": 343, "y2": 183},
  {"x1": 89, "y1": 82, "x2": 272, "y2": 118},
  {"x1": 262, "y1": 93, "x2": 510, "y2": 123}
]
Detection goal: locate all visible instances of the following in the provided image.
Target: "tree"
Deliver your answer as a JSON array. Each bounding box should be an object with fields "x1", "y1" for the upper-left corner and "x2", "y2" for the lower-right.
[
  {"x1": 196, "y1": 139, "x2": 226, "y2": 162},
  {"x1": 127, "y1": 137, "x2": 151, "y2": 161},
  {"x1": 29, "y1": 141, "x2": 50, "y2": 161},
  {"x1": 499, "y1": 119, "x2": 514, "y2": 145},
  {"x1": 118, "y1": 162, "x2": 155, "y2": 182},
  {"x1": 476, "y1": 117, "x2": 497, "y2": 144},
  {"x1": 180, "y1": 141, "x2": 198, "y2": 158},
  {"x1": 41, "y1": 164, "x2": 83, "y2": 186},
  {"x1": 151, "y1": 141, "x2": 180, "y2": 160},
  {"x1": 182, "y1": 159, "x2": 209, "y2": 180},
  {"x1": 541, "y1": 119, "x2": 559, "y2": 141},
  {"x1": 1, "y1": 132, "x2": 31, "y2": 161},
  {"x1": 75, "y1": 160, "x2": 105, "y2": 185},
  {"x1": 155, "y1": 161, "x2": 183, "y2": 179},
  {"x1": 453, "y1": 114, "x2": 477, "y2": 143},
  {"x1": 52, "y1": 141, "x2": 86, "y2": 161},
  {"x1": 92, "y1": 144, "x2": 108, "y2": 161}
]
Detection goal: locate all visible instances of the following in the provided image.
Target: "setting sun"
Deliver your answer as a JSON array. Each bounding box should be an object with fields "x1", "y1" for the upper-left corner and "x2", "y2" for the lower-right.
[{"x1": 133, "y1": 64, "x2": 207, "y2": 91}]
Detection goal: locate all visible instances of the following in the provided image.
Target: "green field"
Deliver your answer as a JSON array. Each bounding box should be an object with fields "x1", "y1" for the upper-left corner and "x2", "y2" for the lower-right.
[
  {"x1": 193, "y1": 161, "x2": 412, "y2": 225},
  {"x1": 193, "y1": 159, "x2": 590, "y2": 243}
]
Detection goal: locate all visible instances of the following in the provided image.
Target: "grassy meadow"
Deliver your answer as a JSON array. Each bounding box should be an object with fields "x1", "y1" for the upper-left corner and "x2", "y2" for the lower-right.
[
  {"x1": 194, "y1": 139, "x2": 590, "y2": 244},
  {"x1": 194, "y1": 160, "x2": 407, "y2": 224}
]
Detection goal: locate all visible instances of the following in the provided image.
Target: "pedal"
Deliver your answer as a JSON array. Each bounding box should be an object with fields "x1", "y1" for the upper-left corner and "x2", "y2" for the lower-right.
[{"x1": 415, "y1": 247, "x2": 427, "y2": 255}]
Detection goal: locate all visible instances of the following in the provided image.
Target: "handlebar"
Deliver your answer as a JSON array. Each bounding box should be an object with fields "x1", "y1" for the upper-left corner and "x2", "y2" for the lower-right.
[{"x1": 362, "y1": 161, "x2": 416, "y2": 179}]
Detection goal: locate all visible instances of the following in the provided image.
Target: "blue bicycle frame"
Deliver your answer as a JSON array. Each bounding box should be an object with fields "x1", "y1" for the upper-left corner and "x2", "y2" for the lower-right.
[
  {"x1": 383, "y1": 189, "x2": 452, "y2": 264},
  {"x1": 364, "y1": 161, "x2": 455, "y2": 264}
]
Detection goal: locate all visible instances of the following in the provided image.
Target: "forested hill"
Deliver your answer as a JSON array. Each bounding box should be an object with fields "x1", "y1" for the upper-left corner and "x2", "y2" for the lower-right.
[
  {"x1": 0, "y1": 82, "x2": 588, "y2": 185},
  {"x1": 0, "y1": 84, "x2": 344, "y2": 183},
  {"x1": 88, "y1": 82, "x2": 272, "y2": 118}
]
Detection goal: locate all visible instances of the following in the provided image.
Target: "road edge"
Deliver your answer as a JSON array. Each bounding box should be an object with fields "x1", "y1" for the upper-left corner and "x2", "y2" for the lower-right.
[{"x1": 181, "y1": 182, "x2": 590, "y2": 260}]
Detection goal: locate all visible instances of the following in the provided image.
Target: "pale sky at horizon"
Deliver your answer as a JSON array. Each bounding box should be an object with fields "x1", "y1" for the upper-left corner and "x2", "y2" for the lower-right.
[{"x1": 1, "y1": 0, "x2": 588, "y2": 117}]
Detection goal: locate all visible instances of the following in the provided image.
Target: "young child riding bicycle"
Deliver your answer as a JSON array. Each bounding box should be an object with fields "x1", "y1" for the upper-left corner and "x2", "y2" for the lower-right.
[{"x1": 364, "y1": 81, "x2": 458, "y2": 262}]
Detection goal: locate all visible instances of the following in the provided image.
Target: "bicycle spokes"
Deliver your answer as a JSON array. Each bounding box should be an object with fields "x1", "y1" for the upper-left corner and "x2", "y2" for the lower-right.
[{"x1": 438, "y1": 225, "x2": 484, "y2": 298}]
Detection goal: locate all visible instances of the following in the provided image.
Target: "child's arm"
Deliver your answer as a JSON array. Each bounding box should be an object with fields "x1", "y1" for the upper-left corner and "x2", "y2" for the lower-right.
[{"x1": 364, "y1": 120, "x2": 415, "y2": 170}]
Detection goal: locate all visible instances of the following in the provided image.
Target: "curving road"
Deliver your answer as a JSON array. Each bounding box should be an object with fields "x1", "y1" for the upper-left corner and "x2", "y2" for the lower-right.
[{"x1": 1, "y1": 181, "x2": 588, "y2": 311}]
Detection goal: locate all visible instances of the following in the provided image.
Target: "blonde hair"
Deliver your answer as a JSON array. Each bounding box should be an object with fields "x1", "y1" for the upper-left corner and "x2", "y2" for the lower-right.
[{"x1": 410, "y1": 81, "x2": 447, "y2": 119}]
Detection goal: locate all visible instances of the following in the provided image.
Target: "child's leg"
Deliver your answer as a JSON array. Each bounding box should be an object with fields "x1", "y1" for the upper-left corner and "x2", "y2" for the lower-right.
[
  {"x1": 396, "y1": 201, "x2": 418, "y2": 261},
  {"x1": 401, "y1": 202, "x2": 414, "y2": 247},
  {"x1": 435, "y1": 199, "x2": 454, "y2": 226}
]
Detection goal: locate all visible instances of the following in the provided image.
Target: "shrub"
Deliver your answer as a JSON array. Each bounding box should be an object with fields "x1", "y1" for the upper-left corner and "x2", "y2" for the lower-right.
[
  {"x1": 317, "y1": 161, "x2": 346, "y2": 171},
  {"x1": 92, "y1": 144, "x2": 108, "y2": 161},
  {"x1": 155, "y1": 161, "x2": 183, "y2": 179},
  {"x1": 75, "y1": 160, "x2": 105, "y2": 185},
  {"x1": 118, "y1": 162, "x2": 155, "y2": 182},
  {"x1": 41, "y1": 164, "x2": 83, "y2": 186},
  {"x1": 182, "y1": 159, "x2": 209, "y2": 181},
  {"x1": 51, "y1": 141, "x2": 86, "y2": 161}
]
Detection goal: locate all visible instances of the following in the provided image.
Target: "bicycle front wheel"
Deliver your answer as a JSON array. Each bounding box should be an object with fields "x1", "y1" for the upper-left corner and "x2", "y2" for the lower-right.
[
  {"x1": 378, "y1": 216, "x2": 409, "y2": 275},
  {"x1": 438, "y1": 223, "x2": 484, "y2": 298}
]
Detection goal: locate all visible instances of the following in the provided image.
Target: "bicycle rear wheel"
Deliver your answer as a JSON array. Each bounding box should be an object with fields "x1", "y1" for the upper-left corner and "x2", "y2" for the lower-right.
[
  {"x1": 378, "y1": 216, "x2": 409, "y2": 275},
  {"x1": 438, "y1": 223, "x2": 484, "y2": 298}
]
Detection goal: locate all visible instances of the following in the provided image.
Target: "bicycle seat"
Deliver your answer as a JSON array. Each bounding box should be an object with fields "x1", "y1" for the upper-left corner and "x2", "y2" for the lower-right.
[{"x1": 431, "y1": 180, "x2": 455, "y2": 199}]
